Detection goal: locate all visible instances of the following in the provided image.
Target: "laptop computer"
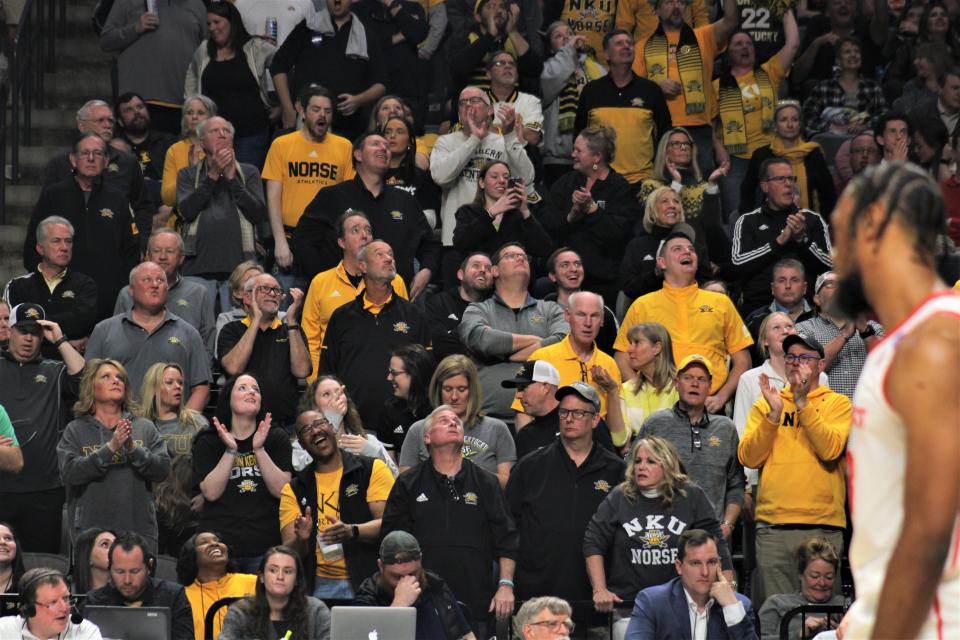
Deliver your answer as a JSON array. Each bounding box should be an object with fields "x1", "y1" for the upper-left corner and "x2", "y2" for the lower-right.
[
  {"x1": 330, "y1": 605, "x2": 416, "y2": 640},
  {"x1": 83, "y1": 605, "x2": 171, "y2": 640}
]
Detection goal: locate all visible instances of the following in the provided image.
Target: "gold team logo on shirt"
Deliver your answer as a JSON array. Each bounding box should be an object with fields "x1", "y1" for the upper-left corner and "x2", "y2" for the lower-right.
[
  {"x1": 698, "y1": 304, "x2": 714, "y2": 313},
  {"x1": 61, "y1": 290, "x2": 75, "y2": 299},
  {"x1": 167, "y1": 336, "x2": 181, "y2": 345},
  {"x1": 176, "y1": 299, "x2": 189, "y2": 307},
  {"x1": 99, "y1": 208, "x2": 114, "y2": 219},
  {"x1": 107, "y1": 163, "x2": 119, "y2": 173},
  {"x1": 631, "y1": 97, "x2": 645, "y2": 108},
  {"x1": 639, "y1": 529, "x2": 670, "y2": 548},
  {"x1": 393, "y1": 322, "x2": 410, "y2": 334},
  {"x1": 34, "y1": 374, "x2": 48, "y2": 384},
  {"x1": 594, "y1": 480, "x2": 612, "y2": 493},
  {"x1": 238, "y1": 479, "x2": 258, "y2": 493},
  {"x1": 530, "y1": 315, "x2": 544, "y2": 325},
  {"x1": 390, "y1": 210, "x2": 404, "y2": 221},
  {"x1": 345, "y1": 483, "x2": 359, "y2": 497},
  {"x1": 708, "y1": 436, "x2": 722, "y2": 448},
  {"x1": 464, "y1": 492, "x2": 479, "y2": 506}
]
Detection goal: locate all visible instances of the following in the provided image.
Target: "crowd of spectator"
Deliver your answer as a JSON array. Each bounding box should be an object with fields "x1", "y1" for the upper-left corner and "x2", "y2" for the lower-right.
[{"x1": 2, "y1": 0, "x2": 960, "y2": 638}]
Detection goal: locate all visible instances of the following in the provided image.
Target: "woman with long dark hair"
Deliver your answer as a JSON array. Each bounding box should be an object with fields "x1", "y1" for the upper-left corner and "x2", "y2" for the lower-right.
[
  {"x1": 381, "y1": 116, "x2": 440, "y2": 229},
  {"x1": 0, "y1": 522, "x2": 25, "y2": 616},
  {"x1": 218, "y1": 546, "x2": 330, "y2": 640},
  {"x1": 177, "y1": 531, "x2": 257, "y2": 640},
  {"x1": 70, "y1": 528, "x2": 115, "y2": 595},
  {"x1": 191, "y1": 373, "x2": 292, "y2": 572},
  {"x1": 184, "y1": 1, "x2": 276, "y2": 168},
  {"x1": 379, "y1": 344, "x2": 436, "y2": 454},
  {"x1": 58, "y1": 359, "x2": 170, "y2": 553}
]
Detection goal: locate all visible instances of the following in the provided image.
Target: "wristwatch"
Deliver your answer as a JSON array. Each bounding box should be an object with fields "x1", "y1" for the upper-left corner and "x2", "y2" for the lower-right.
[
  {"x1": 351, "y1": 525, "x2": 360, "y2": 539},
  {"x1": 858, "y1": 325, "x2": 876, "y2": 339}
]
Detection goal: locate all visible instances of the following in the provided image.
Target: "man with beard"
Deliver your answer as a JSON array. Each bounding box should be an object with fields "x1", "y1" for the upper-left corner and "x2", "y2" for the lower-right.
[
  {"x1": 116, "y1": 92, "x2": 176, "y2": 223},
  {"x1": 354, "y1": 531, "x2": 476, "y2": 639},
  {"x1": 281, "y1": 410, "x2": 395, "y2": 599},
  {"x1": 25, "y1": 132, "x2": 141, "y2": 321},
  {"x1": 263, "y1": 85, "x2": 356, "y2": 292},
  {"x1": 732, "y1": 158, "x2": 833, "y2": 314},
  {"x1": 828, "y1": 163, "x2": 960, "y2": 640},
  {"x1": 796, "y1": 271, "x2": 882, "y2": 400},
  {"x1": 739, "y1": 333, "x2": 850, "y2": 606},
  {"x1": 424, "y1": 251, "x2": 493, "y2": 361}
]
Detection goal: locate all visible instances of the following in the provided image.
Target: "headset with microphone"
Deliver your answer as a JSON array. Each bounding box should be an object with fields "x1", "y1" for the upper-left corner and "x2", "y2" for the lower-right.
[{"x1": 18, "y1": 568, "x2": 83, "y2": 626}]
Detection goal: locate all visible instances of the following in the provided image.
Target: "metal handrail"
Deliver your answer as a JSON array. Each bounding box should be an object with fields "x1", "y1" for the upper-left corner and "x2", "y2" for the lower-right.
[
  {"x1": 8, "y1": 0, "x2": 61, "y2": 195},
  {"x1": 779, "y1": 603, "x2": 846, "y2": 639}
]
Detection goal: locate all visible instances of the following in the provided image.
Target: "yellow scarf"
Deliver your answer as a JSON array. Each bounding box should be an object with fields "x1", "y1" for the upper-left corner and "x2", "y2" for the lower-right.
[
  {"x1": 770, "y1": 137, "x2": 822, "y2": 211},
  {"x1": 718, "y1": 68, "x2": 775, "y2": 155},
  {"x1": 644, "y1": 23, "x2": 705, "y2": 115},
  {"x1": 467, "y1": 31, "x2": 518, "y2": 91},
  {"x1": 558, "y1": 55, "x2": 606, "y2": 132}
]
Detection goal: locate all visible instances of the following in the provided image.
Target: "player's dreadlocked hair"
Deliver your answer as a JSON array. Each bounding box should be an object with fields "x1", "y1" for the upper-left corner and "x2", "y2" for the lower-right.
[{"x1": 844, "y1": 162, "x2": 946, "y2": 259}]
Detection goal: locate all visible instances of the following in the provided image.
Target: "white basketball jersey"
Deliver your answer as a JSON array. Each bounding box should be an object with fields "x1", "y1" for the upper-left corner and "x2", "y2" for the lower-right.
[{"x1": 846, "y1": 291, "x2": 960, "y2": 639}]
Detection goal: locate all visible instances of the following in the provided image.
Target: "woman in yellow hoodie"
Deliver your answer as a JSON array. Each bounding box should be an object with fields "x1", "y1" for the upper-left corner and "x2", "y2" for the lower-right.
[
  {"x1": 738, "y1": 333, "x2": 851, "y2": 607},
  {"x1": 177, "y1": 531, "x2": 257, "y2": 640}
]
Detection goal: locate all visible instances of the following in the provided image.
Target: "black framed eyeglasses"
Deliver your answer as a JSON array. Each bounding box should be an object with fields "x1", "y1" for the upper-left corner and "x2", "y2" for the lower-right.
[{"x1": 528, "y1": 619, "x2": 575, "y2": 633}]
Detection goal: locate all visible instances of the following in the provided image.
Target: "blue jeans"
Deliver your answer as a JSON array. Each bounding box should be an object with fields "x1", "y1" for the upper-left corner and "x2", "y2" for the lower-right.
[
  {"x1": 312, "y1": 578, "x2": 354, "y2": 600},
  {"x1": 188, "y1": 276, "x2": 232, "y2": 316},
  {"x1": 720, "y1": 155, "x2": 751, "y2": 224},
  {"x1": 233, "y1": 132, "x2": 270, "y2": 171},
  {"x1": 686, "y1": 124, "x2": 716, "y2": 178}
]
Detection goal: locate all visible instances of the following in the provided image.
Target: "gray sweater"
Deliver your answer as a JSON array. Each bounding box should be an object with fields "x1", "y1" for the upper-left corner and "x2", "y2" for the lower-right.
[
  {"x1": 640, "y1": 406, "x2": 746, "y2": 521},
  {"x1": 460, "y1": 293, "x2": 568, "y2": 419},
  {"x1": 57, "y1": 415, "x2": 170, "y2": 553},
  {"x1": 218, "y1": 595, "x2": 330, "y2": 640},
  {"x1": 758, "y1": 592, "x2": 845, "y2": 640}
]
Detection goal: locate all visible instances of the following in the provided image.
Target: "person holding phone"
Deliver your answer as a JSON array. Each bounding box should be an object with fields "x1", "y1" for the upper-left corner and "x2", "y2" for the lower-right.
[
  {"x1": 452, "y1": 160, "x2": 554, "y2": 259},
  {"x1": 625, "y1": 528, "x2": 757, "y2": 640}
]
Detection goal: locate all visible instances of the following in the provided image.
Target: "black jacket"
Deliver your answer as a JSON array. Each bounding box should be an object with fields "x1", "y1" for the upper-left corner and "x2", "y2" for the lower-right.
[
  {"x1": 353, "y1": 0, "x2": 428, "y2": 103},
  {"x1": 292, "y1": 176, "x2": 440, "y2": 285},
  {"x1": 541, "y1": 168, "x2": 635, "y2": 297},
  {"x1": 382, "y1": 459, "x2": 519, "y2": 628},
  {"x1": 44, "y1": 147, "x2": 152, "y2": 252},
  {"x1": 85, "y1": 577, "x2": 194, "y2": 640},
  {"x1": 506, "y1": 440, "x2": 625, "y2": 601},
  {"x1": 423, "y1": 287, "x2": 475, "y2": 362},
  {"x1": 354, "y1": 569, "x2": 472, "y2": 640},
  {"x1": 23, "y1": 177, "x2": 140, "y2": 321},
  {"x1": 290, "y1": 451, "x2": 379, "y2": 592},
  {"x1": 739, "y1": 145, "x2": 837, "y2": 218},
  {"x1": 4, "y1": 269, "x2": 99, "y2": 354},
  {"x1": 319, "y1": 290, "x2": 431, "y2": 426},
  {"x1": 730, "y1": 202, "x2": 833, "y2": 313},
  {"x1": 452, "y1": 203, "x2": 554, "y2": 260}
]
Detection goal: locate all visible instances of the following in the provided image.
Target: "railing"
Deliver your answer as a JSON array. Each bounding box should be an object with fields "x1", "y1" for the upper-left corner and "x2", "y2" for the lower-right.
[
  {"x1": 779, "y1": 604, "x2": 846, "y2": 640},
  {"x1": 7, "y1": 0, "x2": 62, "y2": 212}
]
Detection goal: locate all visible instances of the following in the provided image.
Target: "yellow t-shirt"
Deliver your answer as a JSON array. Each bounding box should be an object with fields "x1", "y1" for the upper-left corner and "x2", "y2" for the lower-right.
[
  {"x1": 279, "y1": 459, "x2": 395, "y2": 579},
  {"x1": 711, "y1": 55, "x2": 787, "y2": 159},
  {"x1": 614, "y1": 283, "x2": 754, "y2": 393},
  {"x1": 634, "y1": 23, "x2": 719, "y2": 128},
  {"x1": 511, "y1": 336, "x2": 622, "y2": 417},
  {"x1": 261, "y1": 130, "x2": 356, "y2": 229},
  {"x1": 619, "y1": 380, "x2": 679, "y2": 444},
  {"x1": 184, "y1": 573, "x2": 258, "y2": 640},
  {"x1": 302, "y1": 262, "x2": 408, "y2": 380}
]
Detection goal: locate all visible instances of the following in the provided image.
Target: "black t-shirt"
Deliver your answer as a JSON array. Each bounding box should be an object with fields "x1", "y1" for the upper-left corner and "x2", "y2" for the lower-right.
[
  {"x1": 216, "y1": 321, "x2": 307, "y2": 428},
  {"x1": 192, "y1": 425, "x2": 293, "y2": 557},
  {"x1": 202, "y1": 54, "x2": 269, "y2": 137}
]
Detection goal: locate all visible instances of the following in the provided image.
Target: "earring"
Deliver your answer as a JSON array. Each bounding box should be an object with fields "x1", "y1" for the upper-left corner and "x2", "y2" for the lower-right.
[{"x1": 591, "y1": 163, "x2": 599, "y2": 171}]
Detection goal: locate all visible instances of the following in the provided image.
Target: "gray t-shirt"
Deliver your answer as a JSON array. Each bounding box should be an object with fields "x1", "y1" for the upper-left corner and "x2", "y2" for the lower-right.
[
  {"x1": 154, "y1": 414, "x2": 207, "y2": 458},
  {"x1": 398, "y1": 415, "x2": 517, "y2": 475}
]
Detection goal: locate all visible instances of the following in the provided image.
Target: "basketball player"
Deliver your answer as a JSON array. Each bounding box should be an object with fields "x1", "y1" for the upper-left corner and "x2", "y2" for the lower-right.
[
  {"x1": 830, "y1": 162, "x2": 960, "y2": 639},
  {"x1": 0, "y1": 568, "x2": 102, "y2": 639}
]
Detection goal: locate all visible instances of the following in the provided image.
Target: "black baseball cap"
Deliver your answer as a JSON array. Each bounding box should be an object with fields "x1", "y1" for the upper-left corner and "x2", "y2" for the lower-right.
[{"x1": 783, "y1": 333, "x2": 825, "y2": 358}]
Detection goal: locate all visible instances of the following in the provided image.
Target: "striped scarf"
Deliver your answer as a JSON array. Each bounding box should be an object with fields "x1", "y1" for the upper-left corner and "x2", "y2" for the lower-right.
[
  {"x1": 718, "y1": 68, "x2": 775, "y2": 155},
  {"x1": 558, "y1": 55, "x2": 607, "y2": 132},
  {"x1": 644, "y1": 23, "x2": 705, "y2": 115}
]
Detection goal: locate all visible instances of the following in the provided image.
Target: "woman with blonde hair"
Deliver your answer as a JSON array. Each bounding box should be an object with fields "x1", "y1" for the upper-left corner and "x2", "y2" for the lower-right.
[
  {"x1": 584, "y1": 436, "x2": 731, "y2": 634},
  {"x1": 618, "y1": 323, "x2": 679, "y2": 447},
  {"x1": 160, "y1": 94, "x2": 217, "y2": 220},
  {"x1": 140, "y1": 362, "x2": 208, "y2": 554},
  {"x1": 215, "y1": 260, "x2": 265, "y2": 336},
  {"x1": 397, "y1": 354, "x2": 516, "y2": 487},
  {"x1": 58, "y1": 359, "x2": 170, "y2": 552}
]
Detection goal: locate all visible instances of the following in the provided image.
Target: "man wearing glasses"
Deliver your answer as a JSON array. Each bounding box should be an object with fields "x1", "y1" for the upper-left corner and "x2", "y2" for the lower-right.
[
  {"x1": 731, "y1": 157, "x2": 833, "y2": 314},
  {"x1": 218, "y1": 272, "x2": 310, "y2": 430},
  {"x1": 0, "y1": 568, "x2": 102, "y2": 639},
  {"x1": 514, "y1": 596, "x2": 575, "y2": 639},
  {"x1": 639, "y1": 355, "x2": 745, "y2": 538},
  {"x1": 738, "y1": 333, "x2": 851, "y2": 606}
]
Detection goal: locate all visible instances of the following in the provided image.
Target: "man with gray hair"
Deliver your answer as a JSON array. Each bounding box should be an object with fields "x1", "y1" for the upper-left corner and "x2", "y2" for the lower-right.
[
  {"x1": 86, "y1": 261, "x2": 210, "y2": 410},
  {"x1": 25, "y1": 132, "x2": 140, "y2": 321},
  {"x1": 177, "y1": 116, "x2": 267, "y2": 315},
  {"x1": 514, "y1": 596, "x2": 575, "y2": 639},
  {"x1": 43, "y1": 99, "x2": 153, "y2": 250},
  {"x1": 114, "y1": 228, "x2": 216, "y2": 355},
  {"x1": 218, "y1": 271, "x2": 309, "y2": 429},
  {"x1": 6, "y1": 215, "x2": 98, "y2": 356}
]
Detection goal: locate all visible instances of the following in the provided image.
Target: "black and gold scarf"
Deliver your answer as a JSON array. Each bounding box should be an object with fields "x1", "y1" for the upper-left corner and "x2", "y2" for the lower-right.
[
  {"x1": 644, "y1": 23, "x2": 705, "y2": 114},
  {"x1": 717, "y1": 68, "x2": 775, "y2": 155}
]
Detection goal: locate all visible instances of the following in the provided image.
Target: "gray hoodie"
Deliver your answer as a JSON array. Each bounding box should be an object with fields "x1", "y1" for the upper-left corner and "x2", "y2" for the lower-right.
[{"x1": 58, "y1": 414, "x2": 170, "y2": 553}]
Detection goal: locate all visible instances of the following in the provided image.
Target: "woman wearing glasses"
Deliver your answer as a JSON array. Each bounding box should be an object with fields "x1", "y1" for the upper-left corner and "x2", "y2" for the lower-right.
[
  {"x1": 397, "y1": 354, "x2": 516, "y2": 488},
  {"x1": 739, "y1": 100, "x2": 836, "y2": 216},
  {"x1": 584, "y1": 436, "x2": 731, "y2": 638},
  {"x1": 191, "y1": 373, "x2": 293, "y2": 573},
  {"x1": 379, "y1": 345, "x2": 436, "y2": 455}
]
